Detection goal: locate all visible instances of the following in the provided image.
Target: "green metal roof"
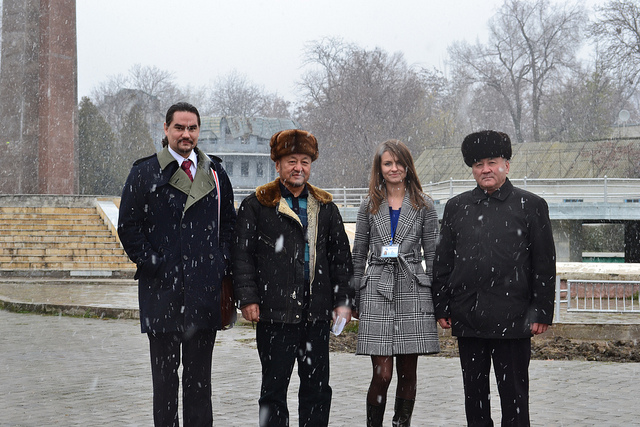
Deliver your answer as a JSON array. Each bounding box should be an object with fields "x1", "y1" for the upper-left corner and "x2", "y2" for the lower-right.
[{"x1": 415, "y1": 139, "x2": 640, "y2": 183}]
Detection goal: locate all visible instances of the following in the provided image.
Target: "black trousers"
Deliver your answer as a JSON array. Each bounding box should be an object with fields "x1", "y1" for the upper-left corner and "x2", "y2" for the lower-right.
[
  {"x1": 148, "y1": 329, "x2": 216, "y2": 427},
  {"x1": 457, "y1": 337, "x2": 531, "y2": 427},
  {"x1": 256, "y1": 320, "x2": 332, "y2": 427}
]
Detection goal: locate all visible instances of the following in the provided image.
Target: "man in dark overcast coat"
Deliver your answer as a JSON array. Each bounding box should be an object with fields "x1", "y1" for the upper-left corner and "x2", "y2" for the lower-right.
[
  {"x1": 433, "y1": 130, "x2": 556, "y2": 427},
  {"x1": 118, "y1": 102, "x2": 236, "y2": 427}
]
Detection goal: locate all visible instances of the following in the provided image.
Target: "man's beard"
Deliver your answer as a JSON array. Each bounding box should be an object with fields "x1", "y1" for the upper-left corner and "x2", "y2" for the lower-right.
[
  {"x1": 286, "y1": 172, "x2": 306, "y2": 187},
  {"x1": 175, "y1": 138, "x2": 194, "y2": 154}
]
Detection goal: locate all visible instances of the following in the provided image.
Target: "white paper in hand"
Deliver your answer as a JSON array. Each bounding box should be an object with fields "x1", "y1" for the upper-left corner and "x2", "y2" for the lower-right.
[{"x1": 331, "y1": 315, "x2": 347, "y2": 336}]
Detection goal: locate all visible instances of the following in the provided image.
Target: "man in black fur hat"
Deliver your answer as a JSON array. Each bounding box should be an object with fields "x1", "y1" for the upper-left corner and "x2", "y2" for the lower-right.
[{"x1": 433, "y1": 130, "x2": 556, "y2": 427}]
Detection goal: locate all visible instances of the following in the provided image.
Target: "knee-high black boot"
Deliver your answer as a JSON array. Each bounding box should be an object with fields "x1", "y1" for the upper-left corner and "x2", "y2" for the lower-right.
[
  {"x1": 392, "y1": 397, "x2": 415, "y2": 427},
  {"x1": 366, "y1": 401, "x2": 386, "y2": 427}
]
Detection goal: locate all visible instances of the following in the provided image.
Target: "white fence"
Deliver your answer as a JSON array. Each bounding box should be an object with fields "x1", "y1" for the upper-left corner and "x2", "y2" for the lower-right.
[
  {"x1": 423, "y1": 177, "x2": 640, "y2": 205},
  {"x1": 233, "y1": 186, "x2": 368, "y2": 207},
  {"x1": 555, "y1": 279, "x2": 640, "y2": 319},
  {"x1": 234, "y1": 177, "x2": 640, "y2": 207},
  {"x1": 565, "y1": 280, "x2": 640, "y2": 312}
]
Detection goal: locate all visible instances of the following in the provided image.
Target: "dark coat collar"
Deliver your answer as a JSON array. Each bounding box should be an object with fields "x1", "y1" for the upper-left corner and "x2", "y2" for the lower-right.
[{"x1": 471, "y1": 177, "x2": 513, "y2": 203}]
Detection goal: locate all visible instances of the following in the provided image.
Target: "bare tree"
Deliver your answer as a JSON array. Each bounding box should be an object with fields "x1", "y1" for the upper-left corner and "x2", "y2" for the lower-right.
[
  {"x1": 512, "y1": 0, "x2": 585, "y2": 141},
  {"x1": 206, "y1": 71, "x2": 264, "y2": 116},
  {"x1": 90, "y1": 73, "x2": 132, "y2": 132},
  {"x1": 450, "y1": 36, "x2": 530, "y2": 142},
  {"x1": 298, "y1": 38, "x2": 428, "y2": 187},
  {"x1": 179, "y1": 84, "x2": 210, "y2": 113},
  {"x1": 418, "y1": 67, "x2": 472, "y2": 148},
  {"x1": 259, "y1": 93, "x2": 292, "y2": 119},
  {"x1": 128, "y1": 64, "x2": 177, "y2": 101},
  {"x1": 90, "y1": 64, "x2": 196, "y2": 144},
  {"x1": 449, "y1": 0, "x2": 585, "y2": 142},
  {"x1": 205, "y1": 70, "x2": 292, "y2": 118},
  {"x1": 540, "y1": 54, "x2": 636, "y2": 142},
  {"x1": 589, "y1": 0, "x2": 640, "y2": 104}
]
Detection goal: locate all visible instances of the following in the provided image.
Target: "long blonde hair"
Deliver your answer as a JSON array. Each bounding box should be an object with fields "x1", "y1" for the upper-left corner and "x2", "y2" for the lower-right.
[{"x1": 368, "y1": 139, "x2": 431, "y2": 215}]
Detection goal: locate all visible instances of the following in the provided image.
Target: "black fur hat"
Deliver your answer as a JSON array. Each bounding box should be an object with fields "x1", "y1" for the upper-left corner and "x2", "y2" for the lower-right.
[{"x1": 461, "y1": 130, "x2": 512, "y2": 167}]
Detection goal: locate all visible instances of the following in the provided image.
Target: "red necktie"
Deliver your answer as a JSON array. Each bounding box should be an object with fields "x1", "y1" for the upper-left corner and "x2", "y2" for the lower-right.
[{"x1": 181, "y1": 159, "x2": 194, "y2": 181}]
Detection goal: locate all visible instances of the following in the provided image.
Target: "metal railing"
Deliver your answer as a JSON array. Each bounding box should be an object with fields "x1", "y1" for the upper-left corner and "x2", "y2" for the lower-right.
[
  {"x1": 565, "y1": 280, "x2": 640, "y2": 313},
  {"x1": 233, "y1": 187, "x2": 368, "y2": 207},
  {"x1": 233, "y1": 177, "x2": 640, "y2": 207},
  {"x1": 422, "y1": 177, "x2": 640, "y2": 205},
  {"x1": 554, "y1": 277, "x2": 567, "y2": 321}
]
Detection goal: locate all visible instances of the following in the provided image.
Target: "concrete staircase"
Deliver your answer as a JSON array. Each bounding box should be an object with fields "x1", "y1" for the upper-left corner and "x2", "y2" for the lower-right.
[{"x1": 0, "y1": 197, "x2": 135, "y2": 278}]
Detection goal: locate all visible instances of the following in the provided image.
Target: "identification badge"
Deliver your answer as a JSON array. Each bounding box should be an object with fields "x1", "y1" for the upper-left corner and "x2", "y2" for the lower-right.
[{"x1": 381, "y1": 244, "x2": 399, "y2": 258}]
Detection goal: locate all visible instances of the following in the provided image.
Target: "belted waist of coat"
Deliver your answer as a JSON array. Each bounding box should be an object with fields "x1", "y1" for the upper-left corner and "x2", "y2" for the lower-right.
[{"x1": 368, "y1": 249, "x2": 421, "y2": 301}]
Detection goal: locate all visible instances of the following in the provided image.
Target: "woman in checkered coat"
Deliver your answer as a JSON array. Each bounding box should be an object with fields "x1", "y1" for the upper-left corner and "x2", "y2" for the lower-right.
[{"x1": 353, "y1": 140, "x2": 440, "y2": 427}]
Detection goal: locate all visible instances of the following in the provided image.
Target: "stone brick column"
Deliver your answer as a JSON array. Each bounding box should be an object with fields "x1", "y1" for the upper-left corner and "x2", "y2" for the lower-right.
[
  {"x1": 38, "y1": 0, "x2": 78, "y2": 194},
  {"x1": 0, "y1": 0, "x2": 77, "y2": 194},
  {"x1": 0, "y1": 0, "x2": 41, "y2": 194}
]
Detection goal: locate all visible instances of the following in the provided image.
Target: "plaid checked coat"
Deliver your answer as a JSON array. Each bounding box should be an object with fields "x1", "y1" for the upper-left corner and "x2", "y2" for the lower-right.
[{"x1": 353, "y1": 193, "x2": 440, "y2": 356}]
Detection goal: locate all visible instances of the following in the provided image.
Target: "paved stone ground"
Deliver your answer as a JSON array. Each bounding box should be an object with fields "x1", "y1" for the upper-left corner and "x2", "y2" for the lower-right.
[{"x1": 2, "y1": 309, "x2": 640, "y2": 426}]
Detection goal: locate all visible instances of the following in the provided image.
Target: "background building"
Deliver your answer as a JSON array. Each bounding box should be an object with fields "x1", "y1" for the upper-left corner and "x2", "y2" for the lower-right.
[{"x1": 154, "y1": 116, "x2": 300, "y2": 189}]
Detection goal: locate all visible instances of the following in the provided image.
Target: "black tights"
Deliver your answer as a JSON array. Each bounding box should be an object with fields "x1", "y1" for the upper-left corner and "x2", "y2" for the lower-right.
[{"x1": 367, "y1": 354, "x2": 418, "y2": 406}]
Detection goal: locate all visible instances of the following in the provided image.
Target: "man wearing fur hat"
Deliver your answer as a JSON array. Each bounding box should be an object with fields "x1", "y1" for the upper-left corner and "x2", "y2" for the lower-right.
[
  {"x1": 433, "y1": 130, "x2": 555, "y2": 427},
  {"x1": 232, "y1": 129, "x2": 354, "y2": 427}
]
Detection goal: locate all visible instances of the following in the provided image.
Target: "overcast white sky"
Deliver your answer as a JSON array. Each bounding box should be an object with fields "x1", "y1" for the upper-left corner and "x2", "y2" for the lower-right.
[
  {"x1": 76, "y1": 0, "x2": 594, "y2": 103},
  {"x1": 76, "y1": 0, "x2": 509, "y2": 101}
]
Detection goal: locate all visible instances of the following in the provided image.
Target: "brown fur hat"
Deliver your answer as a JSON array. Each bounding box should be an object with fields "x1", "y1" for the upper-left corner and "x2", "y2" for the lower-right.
[
  {"x1": 461, "y1": 130, "x2": 512, "y2": 167},
  {"x1": 270, "y1": 129, "x2": 319, "y2": 162}
]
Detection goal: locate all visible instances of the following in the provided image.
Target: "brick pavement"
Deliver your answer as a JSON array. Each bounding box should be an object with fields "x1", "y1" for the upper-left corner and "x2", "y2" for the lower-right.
[{"x1": 2, "y1": 309, "x2": 640, "y2": 426}]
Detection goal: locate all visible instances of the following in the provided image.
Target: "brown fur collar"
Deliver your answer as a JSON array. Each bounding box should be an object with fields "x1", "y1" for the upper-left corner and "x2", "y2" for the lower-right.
[{"x1": 255, "y1": 179, "x2": 333, "y2": 207}]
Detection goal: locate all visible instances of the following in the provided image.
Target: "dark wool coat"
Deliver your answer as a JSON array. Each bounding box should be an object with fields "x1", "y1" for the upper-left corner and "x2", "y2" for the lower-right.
[
  {"x1": 352, "y1": 193, "x2": 440, "y2": 356},
  {"x1": 118, "y1": 147, "x2": 236, "y2": 334},
  {"x1": 433, "y1": 178, "x2": 556, "y2": 339},
  {"x1": 232, "y1": 179, "x2": 354, "y2": 324}
]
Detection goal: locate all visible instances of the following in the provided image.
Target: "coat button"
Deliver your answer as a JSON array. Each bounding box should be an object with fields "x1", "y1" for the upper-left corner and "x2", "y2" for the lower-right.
[
  {"x1": 182, "y1": 224, "x2": 187, "y2": 229},
  {"x1": 183, "y1": 255, "x2": 188, "y2": 260},
  {"x1": 209, "y1": 254, "x2": 214, "y2": 259}
]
